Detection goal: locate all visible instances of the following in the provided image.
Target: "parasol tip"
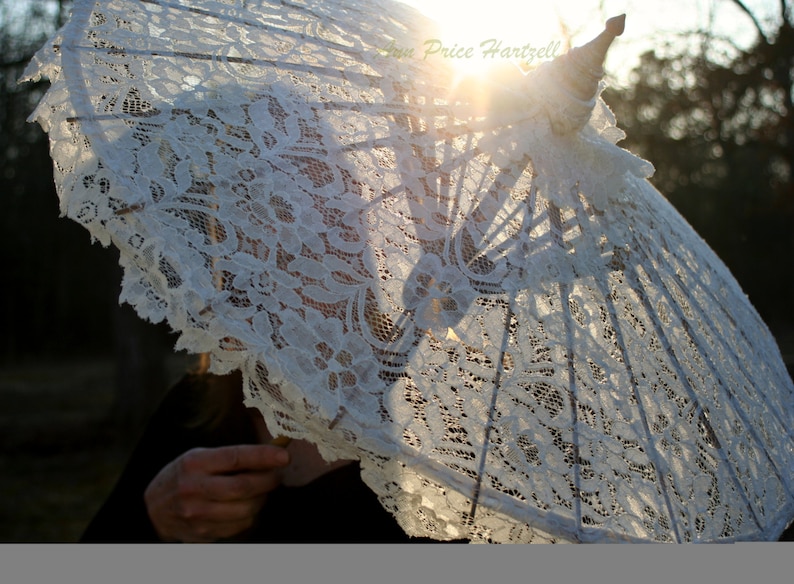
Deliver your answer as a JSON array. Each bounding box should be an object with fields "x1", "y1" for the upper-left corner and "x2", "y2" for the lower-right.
[
  {"x1": 531, "y1": 14, "x2": 627, "y2": 133},
  {"x1": 561, "y1": 14, "x2": 626, "y2": 101},
  {"x1": 606, "y1": 14, "x2": 626, "y2": 37}
]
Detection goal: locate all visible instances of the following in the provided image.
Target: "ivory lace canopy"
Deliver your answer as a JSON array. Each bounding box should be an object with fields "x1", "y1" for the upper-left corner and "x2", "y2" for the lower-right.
[{"x1": 25, "y1": 1, "x2": 794, "y2": 542}]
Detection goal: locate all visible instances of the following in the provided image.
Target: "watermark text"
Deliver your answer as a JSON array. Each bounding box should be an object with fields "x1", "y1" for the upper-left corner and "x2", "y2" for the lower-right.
[{"x1": 379, "y1": 38, "x2": 561, "y2": 65}]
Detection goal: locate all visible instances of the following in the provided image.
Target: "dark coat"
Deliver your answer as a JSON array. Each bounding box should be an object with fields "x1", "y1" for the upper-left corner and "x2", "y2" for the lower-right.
[{"x1": 80, "y1": 374, "x2": 444, "y2": 543}]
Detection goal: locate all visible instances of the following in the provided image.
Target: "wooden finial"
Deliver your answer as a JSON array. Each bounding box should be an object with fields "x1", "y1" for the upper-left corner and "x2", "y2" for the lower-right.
[
  {"x1": 560, "y1": 14, "x2": 626, "y2": 102},
  {"x1": 606, "y1": 14, "x2": 626, "y2": 37},
  {"x1": 533, "y1": 15, "x2": 627, "y2": 134}
]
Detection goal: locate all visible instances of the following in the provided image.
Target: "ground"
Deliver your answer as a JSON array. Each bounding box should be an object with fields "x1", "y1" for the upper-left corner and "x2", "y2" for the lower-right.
[{"x1": 0, "y1": 357, "x2": 187, "y2": 542}]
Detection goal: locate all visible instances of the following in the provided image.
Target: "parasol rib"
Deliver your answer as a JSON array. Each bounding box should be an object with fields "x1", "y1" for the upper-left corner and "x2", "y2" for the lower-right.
[
  {"x1": 571, "y1": 204, "x2": 685, "y2": 543},
  {"x1": 664, "y1": 249, "x2": 794, "y2": 449},
  {"x1": 598, "y1": 282, "x2": 685, "y2": 542},
  {"x1": 139, "y1": 0, "x2": 366, "y2": 58},
  {"x1": 630, "y1": 218, "x2": 794, "y2": 469},
  {"x1": 466, "y1": 301, "x2": 514, "y2": 525},
  {"x1": 630, "y1": 245, "x2": 794, "y2": 519},
  {"x1": 68, "y1": 43, "x2": 388, "y2": 88},
  {"x1": 547, "y1": 202, "x2": 585, "y2": 541},
  {"x1": 561, "y1": 280, "x2": 585, "y2": 542},
  {"x1": 621, "y1": 253, "x2": 768, "y2": 535}
]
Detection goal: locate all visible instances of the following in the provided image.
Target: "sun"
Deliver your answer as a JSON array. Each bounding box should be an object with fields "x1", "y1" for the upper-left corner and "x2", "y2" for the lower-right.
[{"x1": 400, "y1": 0, "x2": 568, "y2": 77}]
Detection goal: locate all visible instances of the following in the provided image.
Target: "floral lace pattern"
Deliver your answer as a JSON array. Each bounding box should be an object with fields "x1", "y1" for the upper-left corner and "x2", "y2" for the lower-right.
[{"x1": 25, "y1": 0, "x2": 794, "y2": 542}]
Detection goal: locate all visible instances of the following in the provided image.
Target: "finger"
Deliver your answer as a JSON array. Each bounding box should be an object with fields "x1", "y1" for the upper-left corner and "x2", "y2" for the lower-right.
[
  {"x1": 177, "y1": 501, "x2": 262, "y2": 543},
  {"x1": 182, "y1": 444, "x2": 290, "y2": 475},
  {"x1": 197, "y1": 470, "x2": 285, "y2": 502},
  {"x1": 183, "y1": 518, "x2": 260, "y2": 543},
  {"x1": 178, "y1": 496, "x2": 267, "y2": 525}
]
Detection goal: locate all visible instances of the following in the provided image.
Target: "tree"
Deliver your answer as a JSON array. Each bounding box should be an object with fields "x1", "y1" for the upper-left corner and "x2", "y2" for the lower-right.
[
  {"x1": 604, "y1": 0, "x2": 794, "y2": 332},
  {"x1": 0, "y1": 0, "x2": 108, "y2": 359},
  {"x1": 1, "y1": 0, "x2": 172, "y2": 442}
]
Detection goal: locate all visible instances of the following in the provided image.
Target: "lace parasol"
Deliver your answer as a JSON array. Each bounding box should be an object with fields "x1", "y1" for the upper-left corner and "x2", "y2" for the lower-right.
[{"x1": 24, "y1": 0, "x2": 794, "y2": 542}]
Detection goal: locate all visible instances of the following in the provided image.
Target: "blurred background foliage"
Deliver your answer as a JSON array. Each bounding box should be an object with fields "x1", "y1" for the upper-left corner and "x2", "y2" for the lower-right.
[
  {"x1": 1, "y1": 0, "x2": 176, "y2": 438},
  {"x1": 604, "y1": 0, "x2": 794, "y2": 331},
  {"x1": 0, "y1": 0, "x2": 792, "y2": 540}
]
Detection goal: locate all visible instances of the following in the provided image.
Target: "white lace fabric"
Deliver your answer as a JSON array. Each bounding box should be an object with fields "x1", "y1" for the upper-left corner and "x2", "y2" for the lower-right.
[{"x1": 24, "y1": 0, "x2": 794, "y2": 542}]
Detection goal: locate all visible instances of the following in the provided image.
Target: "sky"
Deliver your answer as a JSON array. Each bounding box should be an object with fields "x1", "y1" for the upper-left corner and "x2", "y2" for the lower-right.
[
  {"x1": 2, "y1": 1, "x2": 784, "y2": 84},
  {"x1": 399, "y1": 0, "x2": 786, "y2": 86},
  {"x1": 1, "y1": 0, "x2": 785, "y2": 89}
]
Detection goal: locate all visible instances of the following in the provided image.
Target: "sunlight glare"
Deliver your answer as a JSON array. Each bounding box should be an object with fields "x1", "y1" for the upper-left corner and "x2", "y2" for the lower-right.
[{"x1": 400, "y1": 0, "x2": 566, "y2": 77}]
